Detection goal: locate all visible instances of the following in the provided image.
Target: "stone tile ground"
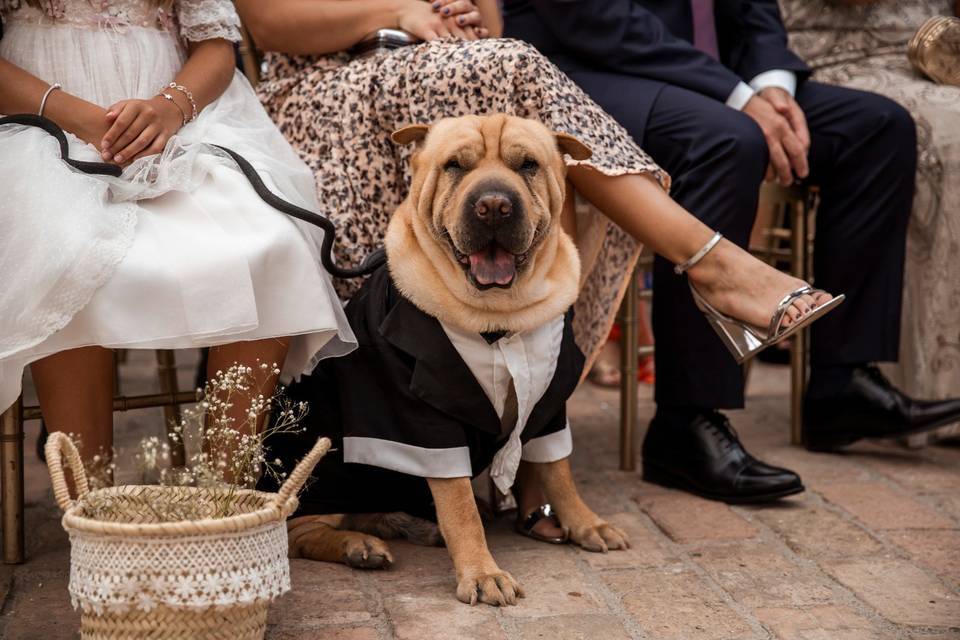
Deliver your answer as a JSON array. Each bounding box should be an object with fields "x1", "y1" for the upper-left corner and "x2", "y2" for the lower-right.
[{"x1": 1, "y1": 352, "x2": 958, "y2": 639}]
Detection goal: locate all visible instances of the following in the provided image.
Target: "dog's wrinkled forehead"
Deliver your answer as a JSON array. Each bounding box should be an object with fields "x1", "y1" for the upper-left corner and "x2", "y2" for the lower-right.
[{"x1": 420, "y1": 115, "x2": 563, "y2": 166}]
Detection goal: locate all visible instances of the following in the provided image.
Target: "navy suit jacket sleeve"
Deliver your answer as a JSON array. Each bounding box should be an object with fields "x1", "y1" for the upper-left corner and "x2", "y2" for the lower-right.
[
  {"x1": 527, "y1": 0, "x2": 743, "y2": 103},
  {"x1": 730, "y1": 0, "x2": 810, "y2": 82}
]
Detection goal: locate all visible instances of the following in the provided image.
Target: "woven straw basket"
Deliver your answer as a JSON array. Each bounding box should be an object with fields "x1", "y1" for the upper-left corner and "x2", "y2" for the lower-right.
[{"x1": 44, "y1": 431, "x2": 331, "y2": 640}]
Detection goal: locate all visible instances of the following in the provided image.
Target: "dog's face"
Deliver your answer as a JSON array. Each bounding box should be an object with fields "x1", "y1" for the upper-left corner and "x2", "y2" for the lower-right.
[{"x1": 393, "y1": 115, "x2": 590, "y2": 292}]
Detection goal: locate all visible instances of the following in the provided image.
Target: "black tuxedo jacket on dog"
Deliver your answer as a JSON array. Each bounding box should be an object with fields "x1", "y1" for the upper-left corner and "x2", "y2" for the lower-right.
[{"x1": 263, "y1": 266, "x2": 585, "y2": 517}]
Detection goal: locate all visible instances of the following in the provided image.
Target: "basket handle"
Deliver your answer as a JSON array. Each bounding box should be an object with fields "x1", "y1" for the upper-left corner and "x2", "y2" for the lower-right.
[
  {"x1": 44, "y1": 431, "x2": 90, "y2": 512},
  {"x1": 268, "y1": 436, "x2": 331, "y2": 514}
]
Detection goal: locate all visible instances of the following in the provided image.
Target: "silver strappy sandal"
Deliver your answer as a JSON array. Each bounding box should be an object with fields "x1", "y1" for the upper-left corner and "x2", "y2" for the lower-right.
[{"x1": 675, "y1": 232, "x2": 845, "y2": 363}]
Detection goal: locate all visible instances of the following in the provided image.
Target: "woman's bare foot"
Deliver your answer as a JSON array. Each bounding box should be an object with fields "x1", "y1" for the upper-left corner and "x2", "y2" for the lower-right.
[
  {"x1": 514, "y1": 464, "x2": 565, "y2": 541},
  {"x1": 588, "y1": 340, "x2": 621, "y2": 387},
  {"x1": 685, "y1": 238, "x2": 833, "y2": 334}
]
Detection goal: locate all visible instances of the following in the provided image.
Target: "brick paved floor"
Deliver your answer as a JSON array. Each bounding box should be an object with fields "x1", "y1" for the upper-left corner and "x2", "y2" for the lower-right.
[{"x1": 1, "y1": 352, "x2": 958, "y2": 639}]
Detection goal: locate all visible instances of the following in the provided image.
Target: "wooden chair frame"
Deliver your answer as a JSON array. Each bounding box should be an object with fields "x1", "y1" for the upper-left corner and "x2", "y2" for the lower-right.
[{"x1": 1, "y1": 350, "x2": 194, "y2": 564}]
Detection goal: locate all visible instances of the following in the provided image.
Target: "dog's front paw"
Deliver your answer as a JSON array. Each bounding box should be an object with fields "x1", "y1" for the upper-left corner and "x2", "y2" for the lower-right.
[
  {"x1": 456, "y1": 569, "x2": 525, "y2": 607},
  {"x1": 569, "y1": 521, "x2": 630, "y2": 553}
]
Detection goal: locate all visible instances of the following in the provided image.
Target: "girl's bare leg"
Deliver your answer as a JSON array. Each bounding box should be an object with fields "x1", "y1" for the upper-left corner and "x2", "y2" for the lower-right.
[
  {"x1": 206, "y1": 337, "x2": 291, "y2": 433},
  {"x1": 568, "y1": 167, "x2": 829, "y2": 328},
  {"x1": 31, "y1": 346, "x2": 114, "y2": 460}
]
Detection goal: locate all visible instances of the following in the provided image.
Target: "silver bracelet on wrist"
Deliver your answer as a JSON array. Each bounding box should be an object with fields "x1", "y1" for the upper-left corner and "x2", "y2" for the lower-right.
[
  {"x1": 160, "y1": 81, "x2": 198, "y2": 123},
  {"x1": 38, "y1": 82, "x2": 62, "y2": 117}
]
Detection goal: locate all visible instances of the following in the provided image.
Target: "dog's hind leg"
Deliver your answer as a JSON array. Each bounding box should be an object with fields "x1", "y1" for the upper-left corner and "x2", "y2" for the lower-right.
[
  {"x1": 288, "y1": 515, "x2": 395, "y2": 569},
  {"x1": 341, "y1": 512, "x2": 443, "y2": 547}
]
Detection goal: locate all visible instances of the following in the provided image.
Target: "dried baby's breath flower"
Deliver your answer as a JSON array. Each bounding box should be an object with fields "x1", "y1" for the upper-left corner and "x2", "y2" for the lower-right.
[{"x1": 69, "y1": 359, "x2": 308, "y2": 522}]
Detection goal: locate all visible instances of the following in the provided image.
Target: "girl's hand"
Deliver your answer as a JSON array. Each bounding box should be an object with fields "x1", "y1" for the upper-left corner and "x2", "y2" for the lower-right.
[
  {"x1": 398, "y1": 0, "x2": 481, "y2": 40},
  {"x1": 67, "y1": 102, "x2": 112, "y2": 150},
  {"x1": 100, "y1": 96, "x2": 183, "y2": 165}
]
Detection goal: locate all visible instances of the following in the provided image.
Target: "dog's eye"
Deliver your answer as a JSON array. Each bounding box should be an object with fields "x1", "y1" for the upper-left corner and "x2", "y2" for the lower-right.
[
  {"x1": 519, "y1": 158, "x2": 539, "y2": 173},
  {"x1": 444, "y1": 158, "x2": 462, "y2": 171}
]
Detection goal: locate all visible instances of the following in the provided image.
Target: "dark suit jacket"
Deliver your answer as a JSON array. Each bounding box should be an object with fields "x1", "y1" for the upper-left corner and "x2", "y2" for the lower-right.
[
  {"x1": 503, "y1": 0, "x2": 811, "y2": 139},
  {"x1": 261, "y1": 266, "x2": 585, "y2": 516}
]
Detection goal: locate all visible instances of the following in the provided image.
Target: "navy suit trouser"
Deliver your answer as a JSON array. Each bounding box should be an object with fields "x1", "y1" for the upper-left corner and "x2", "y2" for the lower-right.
[{"x1": 566, "y1": 72, "x2": 916, "y2": 408}]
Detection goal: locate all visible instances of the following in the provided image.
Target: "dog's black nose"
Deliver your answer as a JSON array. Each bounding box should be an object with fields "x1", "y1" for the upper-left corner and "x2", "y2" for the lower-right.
[{"x1": 474, "y1": 192, "x2": 513, "y2": 225}]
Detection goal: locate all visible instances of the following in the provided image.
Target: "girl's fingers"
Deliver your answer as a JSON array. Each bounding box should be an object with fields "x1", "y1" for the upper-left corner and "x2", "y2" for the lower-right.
[
  {"x1": 114, "y1": 125, "x2": 158, "y2": 164},
  {"x1": 434, "y1": 22, "x2": 451, "y2": 38},
  {"x1": 107, "y1": 111, "x2": 151, "y2": 161},
  {"x1": 476, "y1": 27, "x2": 490, "y2": 38},
  {"x1": 101, "y1": 102, "x2": 138, "y2": 151},
  {"x1": 129, "y1": 134, "x2": 167, "y2": 163},
  {"x1": 105, "y1": 101, "x2": 126, "y2": 122}
]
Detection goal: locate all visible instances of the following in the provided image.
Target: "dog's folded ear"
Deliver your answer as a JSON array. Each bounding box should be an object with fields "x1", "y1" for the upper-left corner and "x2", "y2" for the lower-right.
[
  {"x1": 554, "y1": 132, "x2": 592, "y2": 161},
  {"x1": 392, "y1": 124, "x2": 431, "y2": 146}
]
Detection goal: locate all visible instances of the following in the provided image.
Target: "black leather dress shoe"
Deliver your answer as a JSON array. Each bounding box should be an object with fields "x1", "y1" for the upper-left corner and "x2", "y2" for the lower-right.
[
  {"x1": 642, "y1": 408, "x2": 804, "y2": 504},
  {"x1": 804, "y1": 365, "x2": 960, "y2": 452}
]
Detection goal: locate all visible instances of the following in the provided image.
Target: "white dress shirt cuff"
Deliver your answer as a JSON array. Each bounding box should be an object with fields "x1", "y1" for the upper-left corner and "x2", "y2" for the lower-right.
[
  {"x1": 725, "y1": 81, "x2": 756, "y2": 111},
  {"x1": 749, "y1": 70, "x2": 797, "y2": 97}
]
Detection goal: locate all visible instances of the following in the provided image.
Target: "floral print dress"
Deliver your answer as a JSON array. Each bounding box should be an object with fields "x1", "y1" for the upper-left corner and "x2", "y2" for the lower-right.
[{"x1": 257, "y1": 37, "x2": 670, "y2": 367}]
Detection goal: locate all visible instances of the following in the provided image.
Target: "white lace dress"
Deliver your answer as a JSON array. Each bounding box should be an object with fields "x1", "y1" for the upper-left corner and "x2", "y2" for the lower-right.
[{"x1": 0, "y1": 0, "x2": 356, "y2": 411}]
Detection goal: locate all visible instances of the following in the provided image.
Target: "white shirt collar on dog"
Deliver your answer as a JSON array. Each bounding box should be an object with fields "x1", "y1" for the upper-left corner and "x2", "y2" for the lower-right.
[{"x1": 440, "y1": 315, "x2": 565, "y2": 494}]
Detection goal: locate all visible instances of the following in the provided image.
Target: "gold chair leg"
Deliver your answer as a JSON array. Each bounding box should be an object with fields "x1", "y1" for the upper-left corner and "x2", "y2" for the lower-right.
[
  {"x1": 155, "y1": 350, "x2": 186, "y2": 467},
  {"x1": 789, "y1": 200, "x2": 809, "y2": 446},
  {"x1": 1, "y1": 397, "x2": 25, "y2": 564},
  {"x1": 619, "y1": 268, "x2": 640, "y2": 471}
]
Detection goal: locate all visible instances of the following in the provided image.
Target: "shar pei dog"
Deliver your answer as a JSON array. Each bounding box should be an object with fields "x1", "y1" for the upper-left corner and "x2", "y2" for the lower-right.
[{"x1": 267, "y1": 114, "x2": 630, "y2": 607}]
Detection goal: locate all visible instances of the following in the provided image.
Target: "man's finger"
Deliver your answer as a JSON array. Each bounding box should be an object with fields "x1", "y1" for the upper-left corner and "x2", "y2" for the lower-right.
[
  {"x1": 781, "y1": 129, "x2": 809, "y2": 179},
  {"x1": 765, "y1": 90, "x2": 811, "y2": 152},
  {"x1": 767, "y1": 141, "x2": 794, "y2": 186},
  {"x1": 785, "y1": 102, "x2": 811, "y2": 151}
]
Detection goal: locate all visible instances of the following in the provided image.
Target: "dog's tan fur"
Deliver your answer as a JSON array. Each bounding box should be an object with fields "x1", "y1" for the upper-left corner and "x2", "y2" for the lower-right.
[{"x1": 290, "y1": 115, "x2": 629, "y2": 606}]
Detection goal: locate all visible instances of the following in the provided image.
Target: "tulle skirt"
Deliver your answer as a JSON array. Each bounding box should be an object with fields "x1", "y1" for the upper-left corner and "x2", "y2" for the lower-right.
[{"x1": 0, "y1": 20, "x2": 356, "y2": 411}]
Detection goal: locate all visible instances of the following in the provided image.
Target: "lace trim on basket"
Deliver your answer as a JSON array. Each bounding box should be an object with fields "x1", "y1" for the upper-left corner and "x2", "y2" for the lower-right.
[
  {"x1": 68, "y1": 522, "x2": 291, "y2": 613},
  {"x1": 177, "y1": 0, "x2": 241, "y2": 43}
]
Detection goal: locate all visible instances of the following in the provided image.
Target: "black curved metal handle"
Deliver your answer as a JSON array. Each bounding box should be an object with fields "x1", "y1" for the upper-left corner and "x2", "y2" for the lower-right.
[
  {"x1": 211, "y1": 145, "x2": 385, "y2": 279},
  {"x1": 0, "y1": 114, "x2": 385, "y2": 279},
  {"x1": 0, "y1": 114, "x2": 122, "y2": 177}
]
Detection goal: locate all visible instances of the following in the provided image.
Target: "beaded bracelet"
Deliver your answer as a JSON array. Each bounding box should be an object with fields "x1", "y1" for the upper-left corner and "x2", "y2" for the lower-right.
[
  {"x1": 157, "y1": 92, "x2": 188, "y2": 127},
  {"x1": 161, "y1": 81, "x2": 198, "y2": 123}
]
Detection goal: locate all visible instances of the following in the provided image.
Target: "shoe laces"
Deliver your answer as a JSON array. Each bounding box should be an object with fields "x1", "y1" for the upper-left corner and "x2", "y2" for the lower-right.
[{"x1": 704, "y1": 411, "x2": 740, "y2": 451}]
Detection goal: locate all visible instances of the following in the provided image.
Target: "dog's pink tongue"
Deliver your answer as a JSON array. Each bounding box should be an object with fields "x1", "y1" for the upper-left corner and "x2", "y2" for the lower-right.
[{"x1": 469, "y1": 245, "x2": 517, "y2": 286}]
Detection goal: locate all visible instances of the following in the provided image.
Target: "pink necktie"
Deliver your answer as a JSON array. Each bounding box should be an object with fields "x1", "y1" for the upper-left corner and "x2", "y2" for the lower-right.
[{"x1": 691, "y1": 0, "x2": 720, "y2": 59}]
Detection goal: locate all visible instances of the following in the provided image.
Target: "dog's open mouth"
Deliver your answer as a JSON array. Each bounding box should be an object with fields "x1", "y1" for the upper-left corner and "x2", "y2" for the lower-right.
[{"x1": 452, "y1": 241, "x2": 528, "y2": 290}]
